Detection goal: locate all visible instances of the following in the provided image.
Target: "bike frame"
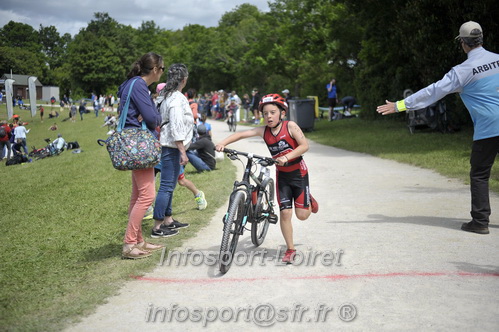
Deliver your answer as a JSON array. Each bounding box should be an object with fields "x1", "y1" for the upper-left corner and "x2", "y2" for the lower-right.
[
  {"x1": 219, "y1": 149, "x2": 277, "y2": 273},
  {"x1": 225, "y1": 150, "x2": 274, "y2": 232}
]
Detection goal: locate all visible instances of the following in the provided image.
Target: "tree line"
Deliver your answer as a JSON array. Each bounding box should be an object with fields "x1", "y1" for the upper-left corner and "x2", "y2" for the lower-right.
[{"x1": 1, "y1": 0, "x2": 497, "y2": 123}]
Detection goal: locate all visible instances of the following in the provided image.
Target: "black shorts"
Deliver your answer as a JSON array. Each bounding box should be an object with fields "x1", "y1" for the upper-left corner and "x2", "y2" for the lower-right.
[
  {"x1": 276, "y1": 168, "x2": 310, "y2": 210},
  {"x1": 328, "y1": 98, "x2": 337, "y2": 108}
]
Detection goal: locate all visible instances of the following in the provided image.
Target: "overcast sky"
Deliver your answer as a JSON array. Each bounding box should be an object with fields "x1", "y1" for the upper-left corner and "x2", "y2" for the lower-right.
[{"x1": 0, "y1": 0, "x2": 271, "y2": 36}]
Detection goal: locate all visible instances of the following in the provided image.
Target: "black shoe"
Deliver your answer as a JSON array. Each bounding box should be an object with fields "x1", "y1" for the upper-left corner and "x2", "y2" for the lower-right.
[
  {"x1": 268, "y1": 213, "x2": 278, "y2": 224},
  {"x1": 461, "y1": 221, "x2": 489, "y2": 234},
  {"x1": 151, "y1": 227, "x2": 179, "y2": 238},
  {"x1": 161, "y1": 220, "x2": 189, "y2": 230}
]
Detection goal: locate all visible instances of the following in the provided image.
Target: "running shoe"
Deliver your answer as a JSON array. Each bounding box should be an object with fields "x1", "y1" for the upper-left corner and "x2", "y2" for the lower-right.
[
  {"x1": 161, "y1": 220, "x2": 189, "y2": 229},
  {"x1": 310, "y1": 195, "x2": 319, "y2": 213},
  {"x1": 151, "y1": 228, "x2": 178, "y2": 238},
  {"x1": 195, "y1": 191, "x2": 207, "y2": 210},
  {"x1": 282, "y1": 249, "x2": 296, "y2": 264},
  {"x1": 143, "y1": 206, "x2": 154, "y2": 220}
]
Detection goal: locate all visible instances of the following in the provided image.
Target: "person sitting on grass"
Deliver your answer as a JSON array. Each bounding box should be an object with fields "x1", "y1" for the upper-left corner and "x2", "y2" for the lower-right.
[
  {"x1": 52, "y1": 134, "x2": 66, "y2": 153},
  {"x1": 186, "y1": 124, "x2": 216, "y2": 172},
  {"x1": 102, "y1": 114, "x2": 117, "y2": 134}
]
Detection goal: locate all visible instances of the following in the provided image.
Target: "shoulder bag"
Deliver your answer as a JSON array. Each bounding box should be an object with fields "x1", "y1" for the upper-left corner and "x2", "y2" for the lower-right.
[{"x1": 98, "y1": 78, "x2": 161, "y2": 170}]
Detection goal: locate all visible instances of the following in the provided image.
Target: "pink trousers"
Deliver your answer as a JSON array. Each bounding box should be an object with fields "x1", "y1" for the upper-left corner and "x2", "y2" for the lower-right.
[{"x1": 124, "y1": 168, "x2": 155, "y2": 244}]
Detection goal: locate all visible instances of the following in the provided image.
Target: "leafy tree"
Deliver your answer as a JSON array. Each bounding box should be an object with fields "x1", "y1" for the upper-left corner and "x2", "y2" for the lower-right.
[
  {"x1": 266, "y1": 0, "x2": 358, "y2": 99},
  {"x1": 0, "y1": 21, "x2": 40, "y2": 50},
  {"x1": 0, "y1": 46, "x2": 44, "y2": 78},
  {"x1": 136, "y1": 20, "x2": 166, "y2": 55},
  {"x1": 67, "y1": 13, "x2": 139, "y2": 97},
  {"x1": 38, "y1": 25, "x2": 72, "y2": 86},
  {"x1": 39, "y1": 25, "x2": 70, "y2": 68},
  {"x1": 213, "y1": 4, "x2": 274, "y2": 93},
  {"x1": 0, "y1": 21, "x2": 45, "y2": 79}
]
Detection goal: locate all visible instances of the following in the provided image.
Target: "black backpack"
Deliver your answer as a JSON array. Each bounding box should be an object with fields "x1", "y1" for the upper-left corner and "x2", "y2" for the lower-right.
[
  {"x1": 67, "y1": 141, "x2": 80, "y2": 149},
  {"x1": 6, "y1": 154, "x2": 28, "y2": 166},
  {"x1": 0, "y1": 126, "x2": 6, "y2": 138}
]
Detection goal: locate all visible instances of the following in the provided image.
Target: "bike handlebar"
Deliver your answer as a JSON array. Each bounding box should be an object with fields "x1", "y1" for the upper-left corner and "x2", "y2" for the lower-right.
[{"x1": 223, "y1": 148, "x2": 277, "y2": 166}]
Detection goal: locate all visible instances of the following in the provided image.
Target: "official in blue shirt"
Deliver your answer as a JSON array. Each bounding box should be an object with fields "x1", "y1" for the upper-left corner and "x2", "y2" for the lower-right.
[{"x1": 377, "y1": 21, "x2": 499, "y2": 235}]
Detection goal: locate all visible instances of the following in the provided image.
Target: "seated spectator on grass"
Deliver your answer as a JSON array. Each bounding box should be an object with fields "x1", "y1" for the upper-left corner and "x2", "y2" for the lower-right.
[
  {"x1": 186, "y1": 124, "x2": 216, "y2": 171},
  {"x1": 49, "y1": 110, "x2": 59, "y2": 118},
  {"x1": 102, "y1": 114, "x2": 117, "y2": 133},
  {"x1": 52, "y1": 134, "x2": 66, "y2": 152}
]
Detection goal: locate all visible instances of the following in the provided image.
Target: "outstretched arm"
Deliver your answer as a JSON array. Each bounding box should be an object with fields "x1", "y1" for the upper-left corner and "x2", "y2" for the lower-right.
[
  {"x1": 376, "y1": 100, "x2": 397, "y2": 115},
  {"x1": 215, "y1": 126, "x2": 264, "y2": 151}
]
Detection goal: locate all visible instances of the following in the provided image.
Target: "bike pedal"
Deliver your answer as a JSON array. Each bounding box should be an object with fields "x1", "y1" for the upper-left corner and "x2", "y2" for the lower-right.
[{"x1": 268, "y1": 213, "x2": 278, "y2": 224}]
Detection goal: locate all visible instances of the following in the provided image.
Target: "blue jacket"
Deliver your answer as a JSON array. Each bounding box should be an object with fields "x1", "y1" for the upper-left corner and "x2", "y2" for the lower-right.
[
  {"x1": 117, "y1": 77, "x2": 161, "y2": 131},
  {"x1": 397, "y1": 47, "x2": 499, "y2": 141}
]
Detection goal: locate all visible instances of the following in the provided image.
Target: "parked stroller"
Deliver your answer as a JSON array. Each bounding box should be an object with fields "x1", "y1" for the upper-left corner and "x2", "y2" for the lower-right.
[{"x1": 404, "y1": 89, "x2": 450, "y2": 134}]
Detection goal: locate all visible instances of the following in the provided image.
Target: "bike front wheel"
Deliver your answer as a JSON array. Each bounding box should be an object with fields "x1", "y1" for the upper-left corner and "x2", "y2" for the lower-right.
[
  {"x1": 219, "y1": 190, "x2": 246, "y2": 274},
  {"x1": 251, "y1": 178, "x2": 275, "y2": 246}
]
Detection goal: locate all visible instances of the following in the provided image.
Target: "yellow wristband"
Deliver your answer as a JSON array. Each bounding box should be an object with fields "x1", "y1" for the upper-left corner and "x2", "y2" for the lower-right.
[{"x1": 396, "y1": 100, "x2": 407, "y2": 112}]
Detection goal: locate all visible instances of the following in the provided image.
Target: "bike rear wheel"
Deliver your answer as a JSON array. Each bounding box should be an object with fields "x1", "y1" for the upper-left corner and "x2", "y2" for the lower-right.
[
  {"x1": 251, "y1": 178, "x2": 274, "y2": 246},
  {"x1": 219, "y1": 191, "x2": 245, "y2": 274}
]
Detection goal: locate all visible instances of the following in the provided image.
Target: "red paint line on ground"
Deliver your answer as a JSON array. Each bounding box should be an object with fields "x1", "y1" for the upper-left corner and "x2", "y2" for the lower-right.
[{"x1": 131, "y1": 271, "x2": 499, "y2": 284}]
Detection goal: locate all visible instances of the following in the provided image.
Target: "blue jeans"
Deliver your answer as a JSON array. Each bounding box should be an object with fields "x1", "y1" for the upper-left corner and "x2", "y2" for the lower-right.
[
  {"x1": 153, "y1": 147, "x2": 180, "y2": 221},
  {"x1": 19, "y1": 138, "x2": 28, "y2": 154},
  {"x1": 186, "y1": 150, "x2": 211, "y2": 172},
  {"x1": 1, "y1": 140, "x2": 11, "y2": 160}
]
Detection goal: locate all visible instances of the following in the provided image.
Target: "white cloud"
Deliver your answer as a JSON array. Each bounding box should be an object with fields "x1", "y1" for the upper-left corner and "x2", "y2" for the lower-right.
[{"x1": 0, "y1": 0, "x2": 270, "y2": 36}]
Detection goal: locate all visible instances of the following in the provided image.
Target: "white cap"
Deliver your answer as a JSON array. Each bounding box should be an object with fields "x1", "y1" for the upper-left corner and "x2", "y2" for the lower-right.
[
  {"x1": 455, "y1": 21, "x2": 482, "y2": 39},
  {"x1": 282, "y1": 89, "x2": 289, "y2": 94}
]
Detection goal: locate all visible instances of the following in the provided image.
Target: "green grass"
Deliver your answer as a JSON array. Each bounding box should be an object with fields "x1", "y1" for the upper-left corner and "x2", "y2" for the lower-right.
[
  {"x1": 0, "y1": 105, "x2": 235, "y2": 331},
  {"x1": 1, "y1": 106, "x2": 497, "y2": 331},
  {"x1": 305, "y1": 117, "x2": 498, "y2": 193}
]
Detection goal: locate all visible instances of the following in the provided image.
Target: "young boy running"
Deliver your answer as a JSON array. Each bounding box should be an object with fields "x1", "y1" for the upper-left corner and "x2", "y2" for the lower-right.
[{"x1": 216, "y1": 93, "x2": 318, "y2": 263}]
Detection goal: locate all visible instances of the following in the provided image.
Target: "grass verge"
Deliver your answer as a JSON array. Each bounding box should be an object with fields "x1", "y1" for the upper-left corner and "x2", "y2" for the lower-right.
[
  {"x1": 305, "y1": 117, "x2": 498, "y2": 193},
  {"x1": 0, "y1": 106, "x2": 235, "y2": 331}
]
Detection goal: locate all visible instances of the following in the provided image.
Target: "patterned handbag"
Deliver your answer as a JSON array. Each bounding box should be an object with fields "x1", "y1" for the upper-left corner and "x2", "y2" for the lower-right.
[{"x1": 98, "y1": 79, "x2": 161, "y2": 170}]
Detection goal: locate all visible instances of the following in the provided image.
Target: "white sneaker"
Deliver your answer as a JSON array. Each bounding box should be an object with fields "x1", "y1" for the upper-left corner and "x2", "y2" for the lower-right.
[
  {"x1": 344, "y1": 110, "x2": 352, "y2": 116},
  {"x1": 195, "y1": 191, "x2": 207, "y2": 210}
]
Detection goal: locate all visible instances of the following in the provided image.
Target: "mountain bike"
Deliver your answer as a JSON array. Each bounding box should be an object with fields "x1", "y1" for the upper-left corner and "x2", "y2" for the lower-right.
[{"x1": 219, "y1": 148, "x2": 278, "y2": 274}]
